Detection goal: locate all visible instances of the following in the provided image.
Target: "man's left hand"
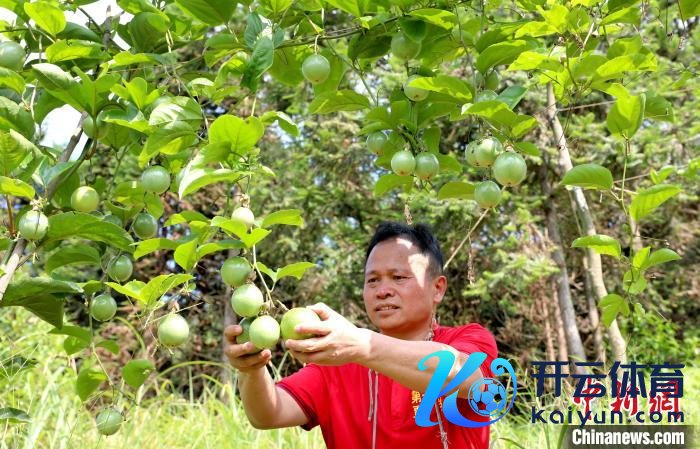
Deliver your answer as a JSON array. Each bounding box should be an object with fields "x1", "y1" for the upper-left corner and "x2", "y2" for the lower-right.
[{"x1": 284, "y1": 302, "x2": 372, "y2": 366}]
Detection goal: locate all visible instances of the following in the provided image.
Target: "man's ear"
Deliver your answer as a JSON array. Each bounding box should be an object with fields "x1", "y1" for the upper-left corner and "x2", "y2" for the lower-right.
[{"x1": 433, "y1": 275, "x2": 447, "y2": 303}]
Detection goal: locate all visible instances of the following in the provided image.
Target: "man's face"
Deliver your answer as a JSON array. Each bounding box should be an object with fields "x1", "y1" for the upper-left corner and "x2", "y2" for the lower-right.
[{"x1": 363, "y1": 237, "x2": 446, "y2": 338}]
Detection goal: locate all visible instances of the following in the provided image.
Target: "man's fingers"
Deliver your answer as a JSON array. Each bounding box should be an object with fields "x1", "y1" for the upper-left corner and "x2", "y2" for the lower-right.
[
  {"x1": 285, "y1": 336, "x2": 328, "y2": 353},
  {"x1": 224, "y1": 325, "x2": 242, "y2": 343},
  {"x1": 308, "y1": 302, "x2": 339, "y2": 321},
  {"x1": 226, "y1": 346, "x2": 271, "y2": 368},
  {"x1": 295, "y1": 321, "x2": 332, "y2": 336}
]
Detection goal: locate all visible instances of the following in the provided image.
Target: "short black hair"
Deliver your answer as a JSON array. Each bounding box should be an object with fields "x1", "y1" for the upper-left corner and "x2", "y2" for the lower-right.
[{"x1": 365, "y1": 222, "x2": 444, "y2": 278}]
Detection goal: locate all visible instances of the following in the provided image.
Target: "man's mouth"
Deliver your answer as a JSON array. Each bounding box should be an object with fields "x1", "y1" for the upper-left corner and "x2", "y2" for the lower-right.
[{"x1": 375, "y1": 305, "x2": 399, "y2": 312}]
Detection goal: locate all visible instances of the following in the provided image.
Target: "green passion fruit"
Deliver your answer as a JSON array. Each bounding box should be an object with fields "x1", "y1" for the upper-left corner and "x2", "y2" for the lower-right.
[
  {"x1": 90, "y1": 294, "x2": 117, "y2": 321},
  {"x1": 18, "y1": 210, "x2": 48, "y2": 240},
  {"x1": 95, "y1": 408, "x2": 122, "y2": 436},
  {"x1": 158, "y1": 313, "x2": 190, "y2": 347},
  {"x1": 403, "y1": 75, "x2": 429, "y2": 102},
  {"x1": 301, "y1": 54, "x2": 331, "y2": 84},
  {"x1": 492, "y1": 152, "x2": 527, "y2": 187},
  {"x1": 414, "y1": 152, "x2": 440, "y2": 180},
  {"x1": 250, "y1": 315, "x2": 280, "y2": 350},
  {"x1": 106, "y1": 255, "x2": 133, "y2": 282},
  {"x1": 391, "y1": 150, "x2": 416, "y2": 176},
  {"x1": 71, "y1": 186, "x2": 100, "y2": 213},
  {"x1": 231, "y1": 283, "x2": 264, "y2": 317},
  {"x1": 231, "y1": 206, "x2": 255, "y2": 229},
  {"x1": 221, "y1": 256, "x2": 252, "y2": 287},
  {"x1": 280, "y1": 307, "x2": 322, "y2": 340},
  {"x1": 474, "y1": 181, "x2": 502, "y2": 208},
  {"x1": 140, "y1": 165, "x2": 171, "y2": 194}
]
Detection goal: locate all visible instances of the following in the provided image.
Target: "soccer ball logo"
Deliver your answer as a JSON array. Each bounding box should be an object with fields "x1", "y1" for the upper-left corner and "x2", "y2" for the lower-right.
[{"x1": 468, "y1": 378, "x2": 508, "y2": 417}]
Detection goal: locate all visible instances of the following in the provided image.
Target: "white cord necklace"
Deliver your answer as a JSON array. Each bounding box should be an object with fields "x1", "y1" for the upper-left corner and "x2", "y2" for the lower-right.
[{"x1": 367, "y1": 325, "x2": 449, "y2": 449}]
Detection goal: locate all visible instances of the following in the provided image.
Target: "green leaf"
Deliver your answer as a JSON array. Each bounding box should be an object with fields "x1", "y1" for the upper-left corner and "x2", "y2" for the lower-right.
[
  {"x1": 106, "y1": 280, "x2": 146, "y2": 302},
  {"x1": 139, "y1": 274, "x2": 193, "y2": 306},
  {"x1": 95, "y1": 340, "x2": 120, "y2": 355},
  {"x1": 632, "y1": 246, "x2": 651, "y2": 270},
  {"x1": 3, "y1": 277, "x2": 81, "y2": 304},
  {"x1": 600, "y1": 6, "x2": 640, "y2": 25},
  {"x1": 133, "y1": 238, "x2": 178, "y2": 260},
  {"x1": 476, "y1": 39, "x2": 538, "y2": 74},
  {"x1": 149, "y1": 96, "x2": 202, "y2": 131},
  {"x1": 122, "y1": 359, "x2": 155, "y2": 389},
  {"x1": 195, "y1": 239, "x2": 244, "y2": 259},
  {"x1": 174, "y1": 237, "x2": 199, "y2": 272},
  {"x1": 241, "y1": 36, "x2": 274, "y2": 91},
  {"x1": 640, "y1": 248, "x2": 681, "y2": 270},
  {"x1": 45, "y1": 39, "x2": 106, "y2": 63},
  {"x1": 435, "y1": 154, "x2": 463, "y2": 174},
  {"x1": 45, "y1": 212, "x2": 134, "y2": 252},
  {"x1": 277, "y1": 262, "x2": 317, "y2": 281},
  {"x1": 0, "y1": 97, "x2": 35, "y2": 140},
  {"x1": 0, "y1": 176, "x2": 34, "y2": 198},
  {"x1": 0, "y1": 67, "x2": 26, "y2": 94},
  {"x1": 599, "y1": 294, "x2": 629, "y2": 327},
  {"x1": 560, "y1": 164, "x2": 613, "y2": 190},
  {"x1": 209, "y1": 115, "x2": 265, "y2": 154},
  {"x1": 571, "y1": 235, "x2": 621, "y2": 258},
  {"x1": 593, "y1": 53, "x2": 656, "y2": 82},
  {"x1": 256, "y1": 261, "x2": 277, "y2": 283},
  {"x1": 260, "y1": 111, "x2": 299, "y2": 136},
  {"x1": 261, "y1": 209, "x2": 304, "y2": 228},
  {"x1": 173, "y1": 0, "x2": 235, "y2": 25},
  {"x1": 605, "y1": 84, "x2": 645, "y2": 139},
  {"x1": 464, "y1": 101, "x2": 537, "y2": 138},
  {"x1": 650, "y1": 166, "x2": 675, "y2": 184},
  {"x1": 497, "y1": 86, "x2": 527, "y2": 110},
  {"x1": 45, "y1": 244, "x2": 101, "y2": 273},
  {"x1": 325, "y1": 0, "x2": 362, "y2": 16},
  {"x1": 0, "y1": 407, "x2": 31, "y2": 423},
  {"x1": 24, "y1": 1, "x2": 66, "y2": 35},
  {"x1": 178, "y1": 167, "x2": 241, "y2": 198},
  {"x1": 623, "y1": 269, "x2": 647, "y2": 295},
  {"x1": 679, "y1": 0, "x2": 700, "y2": 18},
  {"x1": 348, "y1": 33, "x2": 392, "y2": 60},
  {"x1": 373, "y1": 174, "x2": 412, "y2": 196},
  {"x1": 629, "y1": 184, "x2": 681, "y2": 221},
  {"x1": 0, "y1": 130, "x2": 35, "y2": 175},
  {"x1": 437, "y1": 181, "x2": 475, "y2": 200},
  {"x1": 507, "y1": 51, "x2": 562, "y2": 71},
  {"x1": 309, "y1": 90, "x2": 370, "y2": 114},
  {"x1": 140, "y1": 122, "x2": 197, "y2": 164},
  {"x1": 408, "y1": 75, "x2": 473, "y2": 102},
  {"x1": 0, "y1": 356, "x2": 38, "y2": 380},
  {"x1": 210, "y1": 217, "x2": 271, "y2": 248},
  {"x1": 408, "y1": 9, "x2": 456, "y2": 29},
  {"x1": 76, "y1": 366, "x2": 107, "y2": 401}
]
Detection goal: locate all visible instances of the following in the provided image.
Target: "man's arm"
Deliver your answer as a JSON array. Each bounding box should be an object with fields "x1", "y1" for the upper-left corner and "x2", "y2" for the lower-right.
[
  {"x1": 225, "y1": 325, "x2": 308, "y2": 429},
  {"x1": 285, "y1": 303, "x2": 484, "y2": 398}
]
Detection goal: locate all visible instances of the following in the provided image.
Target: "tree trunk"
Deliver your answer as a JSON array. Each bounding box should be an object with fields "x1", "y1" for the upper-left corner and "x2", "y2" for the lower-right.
[
  {"x1": 551, "y1": 281, "x2": 570, "y2": 375},
  {"x1": 540, "y1": 289, "x2": 556, "y2": 364},
  {"x1": 545, "y1": 83, "x2": 628, "y2": 364},
  {"x1": 538, "y1": 155, "x2": 588, "y2": 374},
  {"x1": 583, "y1": 257, "x2": 606, "y2": 363}
]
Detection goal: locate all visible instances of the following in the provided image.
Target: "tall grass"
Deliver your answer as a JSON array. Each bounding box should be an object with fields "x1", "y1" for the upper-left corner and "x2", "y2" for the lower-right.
[{"x1": 2, "y1": 309, "x2": 697, "y2": 449}]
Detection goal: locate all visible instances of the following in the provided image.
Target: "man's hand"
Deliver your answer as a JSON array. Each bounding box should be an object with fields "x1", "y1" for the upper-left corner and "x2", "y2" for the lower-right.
[
  {"x1": 284, "y1": 302, "x2": 372, "y2": 366},
  {"x1": 224, "y1": 324, "x2": 272, "y2": 373}
]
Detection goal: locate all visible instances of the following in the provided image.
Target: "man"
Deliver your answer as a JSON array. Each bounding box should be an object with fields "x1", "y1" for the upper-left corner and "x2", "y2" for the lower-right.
[{"x1": 225, "y1": 222, "x2": 498, "y2": 449}]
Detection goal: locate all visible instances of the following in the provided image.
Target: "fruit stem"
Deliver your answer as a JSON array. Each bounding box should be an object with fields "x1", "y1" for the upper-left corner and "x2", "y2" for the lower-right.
[
  {"x1": 251, "y1": 244, "x2": 274, "y2": 303},
  {"x1": 4, "y1": 195, "x2": 14, "y2": 238},
  {"x1": 443, "y1": 207, "x2": 490, "y2": 269}
]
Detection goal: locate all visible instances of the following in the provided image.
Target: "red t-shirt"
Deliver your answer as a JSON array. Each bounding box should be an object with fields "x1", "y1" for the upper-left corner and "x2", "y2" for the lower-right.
[{"x1": 277, "y1": 323, "x2": 498, "y2": 449}]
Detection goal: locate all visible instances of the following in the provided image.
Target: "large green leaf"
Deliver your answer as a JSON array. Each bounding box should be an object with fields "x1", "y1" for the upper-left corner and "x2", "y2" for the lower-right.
[
  {"x1": 0, "y1": 356, "x2": 38, "y2": 380},
  {"x1": 149, "y1": 96, "x2": 202, "y2": 131},
  {"x1": 133, "y1": 238, "x2": 179, "y2": 260},
  {"x1": 277, "y1": 262, "x2": 317, "y2": 281},
  {"x1": 45, "y1": 212, "x2": 134, "y2": 252},
  {"x1": 178, "y1": 167, "x2": 241, "y2": 198},
  {"x1": 560, "y1": 164, "x2": 613, "y2": 190},
  {"x1": 174, "y1": 0, "x2": 235, "y2": 25},
  {"x1": 605, "y1": 84, "x2": 645, "y2": 139},
  {"x1": 309, "y1": 90, "x2": 371, "y2": 114},
  {"x1": 0, "y1": 408, "x2": 31, "y2": 424},
  {"x1": 1, "y1": 278, "x2": 80, "y2": 327},
  {"x1": 45, "y1": 244, "x2": 101, "y2": 273},
  {"x1": 122, "y1": 359, "x2": 155, "y2": 389},
  {"x1": 640, "y1": 248, "x2": 681, "y2": 270},
  {"x1": 464, "y1": 101, "x2": 537, "y2": 138},
  {"x1": 0, "y1": 130, "x2": 35, "y2": 175},
  {"x1": 0, "y1": 97, "x2": 35, "y2": 140},
  {"x1": 373, "y1": 174, "x2": 412, "y2": 197},
  {"x1": 195, "y1": 239, "x2": 244, "y2": 259},
  {"x1": 139, "y1": 274, "x2": 193, "y2": 306},
  {"x1": 679, "y1": 0, "x2": 700, "y2": 19},
  {"x1": 571, "y1": 234, "x2": 621, "y2": 258},
  {"x1": 0, "y1": 176, "x2": 34, "y2": 198},
  {"x1": 173, "y1": 237, "x2": 199, "y2": 272},
  {"x1": 45, "y1": 40, "x2": 106, "y2": 63},
  {"x1": 408, "y1": 8, "x2": 456, "y2": 29},
  {"x1": 476, "y1": 39, "x2": 538, "y2": 73},
  {"x1": 408, "y1": 75, "x2": 472, "y2": 102},
  {"x1": 261, "y1": 209, "x2": 304, "y2": 228},
  {"x1": 76, "y1": 366, "x2": 107, "y2": 401},
  {"x1": 437, "y1": 181, "x2": 475, "y2": 200},
  {"x1": 0, "y1": 67, "x2": 25, "y2": 94},
  {"x1": 241, "y1": 36, "x2": 274, "y2": 91},
  {"x1": 629, "y1": 184, "x2": 681, "y2": 221},
  {"x1": 210, "y1": 217, "x2": 271, "y2": 248},
  {"x1": 140, "y1": 122, "x2": 197, "y2": 164},
  {"x1": 599, "y1": 294, "x2": 629, "y2": 327},
  {"x1": 209, "y1": 115, "x2": 265, "y2": 154},
  {"x1": 24, "y1": 1, "x2": 66, "y2": 35}
]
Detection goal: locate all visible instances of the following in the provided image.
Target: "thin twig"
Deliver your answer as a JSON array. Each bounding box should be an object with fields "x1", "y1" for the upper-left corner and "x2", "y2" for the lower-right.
[{"x1": 444, "y1": 208, "x2": 490, "y2": 269}]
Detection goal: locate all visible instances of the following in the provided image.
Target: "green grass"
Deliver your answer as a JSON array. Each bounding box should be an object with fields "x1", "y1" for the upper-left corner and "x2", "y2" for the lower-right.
[{"x1": 2, "y1": 310, "x2": 698, "y2": 449}]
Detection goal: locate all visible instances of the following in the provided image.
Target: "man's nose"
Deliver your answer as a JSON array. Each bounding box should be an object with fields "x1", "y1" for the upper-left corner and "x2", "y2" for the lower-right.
[{"x1": 376, "y1": 281, "x2": 393, "y2": 299}]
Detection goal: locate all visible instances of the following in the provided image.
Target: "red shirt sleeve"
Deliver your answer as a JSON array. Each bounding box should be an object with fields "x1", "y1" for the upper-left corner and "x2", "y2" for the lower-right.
[
  {"x1": 441, "y1": 323, "x2": 499, "y2": 378},
  {"x1": 276, "y1": 363, "x2": 327, "y2": 430}
]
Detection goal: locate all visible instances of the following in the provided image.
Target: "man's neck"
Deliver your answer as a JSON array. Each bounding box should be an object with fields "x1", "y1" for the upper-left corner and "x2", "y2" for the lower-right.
[{"x1": 383, "y1": 325, "x2": 435, "y2": 341}]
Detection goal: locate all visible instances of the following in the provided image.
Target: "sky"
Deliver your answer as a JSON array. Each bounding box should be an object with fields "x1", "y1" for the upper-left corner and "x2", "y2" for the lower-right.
[{"x1": 1, "y1": 1, "x2": 127, "y2": 148}]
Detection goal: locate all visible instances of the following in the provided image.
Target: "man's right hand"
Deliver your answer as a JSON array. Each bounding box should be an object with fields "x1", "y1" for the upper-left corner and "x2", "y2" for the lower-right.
[{"x1": 224, "y1": 324, "x2": 273, "y2": 373}]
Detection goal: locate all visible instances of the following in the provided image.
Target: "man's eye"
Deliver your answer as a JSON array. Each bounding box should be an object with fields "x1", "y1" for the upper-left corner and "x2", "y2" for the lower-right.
[
  {"x1": 394, "y1": 276, "x2": 406, "y2": 280},
  {"x1": 366, "y1": 278, "x2": 378, "y2": 284}
]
